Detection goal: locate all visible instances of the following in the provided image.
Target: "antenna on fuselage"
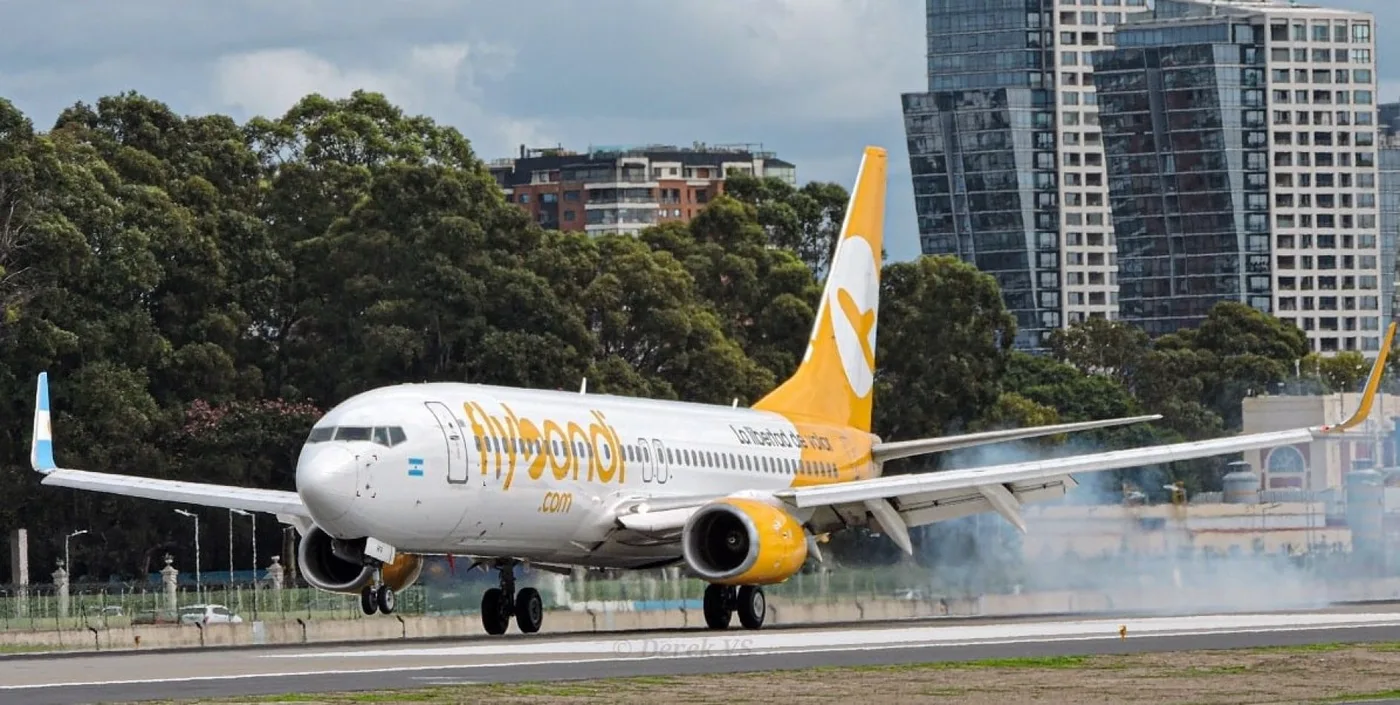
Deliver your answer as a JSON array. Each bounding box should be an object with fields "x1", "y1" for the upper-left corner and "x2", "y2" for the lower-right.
[
  {"x1": 580, "y1": 377, "x2": 587, "y2": 394},
  {"x1": 732, "y1": 398, "x2": 739, "y2": 407}
]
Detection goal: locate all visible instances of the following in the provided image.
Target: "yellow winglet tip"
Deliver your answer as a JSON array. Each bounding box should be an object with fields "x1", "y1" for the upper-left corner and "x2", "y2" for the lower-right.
[{"x1": 1332, "y1": 321, "x2": 1397, "y2": 432}]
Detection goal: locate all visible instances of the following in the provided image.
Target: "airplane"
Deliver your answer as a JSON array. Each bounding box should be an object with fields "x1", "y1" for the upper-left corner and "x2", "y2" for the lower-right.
[{"x1": 27, "y1": 145, "x2": 1398, "y2": 636}]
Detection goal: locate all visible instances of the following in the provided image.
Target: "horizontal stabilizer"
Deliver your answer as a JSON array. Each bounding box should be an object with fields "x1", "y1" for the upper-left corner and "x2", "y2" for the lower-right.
[{"x1": 871, "y1": 414, "x2": 1162, "y2": 463}]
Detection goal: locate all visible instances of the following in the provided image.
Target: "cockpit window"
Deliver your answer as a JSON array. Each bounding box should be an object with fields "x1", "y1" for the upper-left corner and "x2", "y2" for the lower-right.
[
  {"x1": 334, "y1": 426, "x2": 373, "y2": 442},
  {"x1": 305, "y1": 425, "x2": 407, "y2": 446}
]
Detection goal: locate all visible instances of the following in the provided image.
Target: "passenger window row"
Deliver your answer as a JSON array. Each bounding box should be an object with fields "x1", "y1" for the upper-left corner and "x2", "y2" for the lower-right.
[
  {"x1": 642, "y1": 445, "x2": 841, "y2": 479},
  {"x1": 470, "y1": 433, "x2": 841, "y2": 479}
]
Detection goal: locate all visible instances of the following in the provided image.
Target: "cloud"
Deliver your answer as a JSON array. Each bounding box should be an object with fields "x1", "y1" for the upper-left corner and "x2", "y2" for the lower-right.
[
  {"x1": 208, "y1": 41, "x2": 554, "y2": 163},
  {"x1": 6, "y1": 0, "x2": 1399, "y2": 265}
]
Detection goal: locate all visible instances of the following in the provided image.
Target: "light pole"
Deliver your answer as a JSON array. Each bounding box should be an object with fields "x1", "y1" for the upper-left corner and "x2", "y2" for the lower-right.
[
  {"x1": 231, "y1": 509, "x2": 256, "y2": 614},
  {"x1": 227, "y1": 509, "x2": 235, "y2": 585},
  {"x1": 174, "y1": 509, "x2": 201, "y2": 594},
  {"x1": 230, "y1": 509, "x2": 255, "y2": 580},
  {"x1": 64, "y1": 529, "x2": 88, "y2": 575}
]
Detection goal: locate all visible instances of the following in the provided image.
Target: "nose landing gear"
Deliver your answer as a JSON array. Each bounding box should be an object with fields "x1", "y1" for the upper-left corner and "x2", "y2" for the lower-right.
[
  {"x1": 358, "y1": 571, "x2": 396, "y2": 615},
  {"x1": 355, "y1": 538, "x2": 401, "y2": 616},
  {"x1": 480, "y1": 558, "x2": 544, "y2": 635}
]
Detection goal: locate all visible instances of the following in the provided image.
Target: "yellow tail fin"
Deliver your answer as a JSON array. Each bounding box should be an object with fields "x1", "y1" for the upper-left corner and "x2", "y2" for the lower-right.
[{"x1": 752, "y1": 145, "x2": 887, "y2": 433}]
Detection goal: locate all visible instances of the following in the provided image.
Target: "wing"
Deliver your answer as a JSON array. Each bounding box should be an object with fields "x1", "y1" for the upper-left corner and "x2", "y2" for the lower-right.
[
  {"x1": 783, "y1": 321, "x2": 1397, "y2": 553},
  {"x1": 615, "y1": 415, "x2": 1167, "y2": 533},
  {"x1": 870, "y1": 414, "x2": 1162, "y2": 463},
  {"x1": 620, "y1": 322, "x2": 1398, "y2": 552},
  {"x1": 777, "y1": 426, "x2": 1316, "y2": 554},
  {"x1": 30, "y1": 372, "x2": 311, "y2": 519}
]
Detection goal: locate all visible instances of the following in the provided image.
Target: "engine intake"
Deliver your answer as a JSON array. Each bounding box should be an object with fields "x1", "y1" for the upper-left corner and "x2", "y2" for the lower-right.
[
  {"x1": 296, "y1": 525, "x2": 424, "y2": 594},
  {"x1": 681, "y1": 497, "x2": 808, "y2": 585}
]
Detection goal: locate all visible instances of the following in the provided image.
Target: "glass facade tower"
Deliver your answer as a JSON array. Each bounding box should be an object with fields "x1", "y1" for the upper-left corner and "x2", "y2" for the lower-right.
[
  {"x1": 1380, "y1": 109, "x2": 1399, "y2": 322},
  {"x1": 1095, "y1": 1, "x2": 1384, "y2": 354},
  {"x1": 901, "y1": 0, "x2": 1149, "y2": 351},
  {"x1": 1093, "y1": 20, "x2": 1273, "y2": 334}
]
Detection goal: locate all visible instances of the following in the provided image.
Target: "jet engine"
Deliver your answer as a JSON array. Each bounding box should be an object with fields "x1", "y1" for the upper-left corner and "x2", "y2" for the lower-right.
[
  {"x1": 681, "y1": 497, "x2": 808, "y2": 585},
  {"x1": 296, "y1": 525, "x2": 424, "y2": 594}
]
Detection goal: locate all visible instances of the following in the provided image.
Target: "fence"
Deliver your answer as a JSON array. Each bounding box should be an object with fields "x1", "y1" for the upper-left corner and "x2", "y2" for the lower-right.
[
  {"x1": 1, "y1": 545, "x2": 1373, "y2": 633},
  {"x1": 0, "y1": 562, "x2": 970, "y2": 632},
  {"x1": 0, "y1": 582, "x2": 434, "y2": 632}
]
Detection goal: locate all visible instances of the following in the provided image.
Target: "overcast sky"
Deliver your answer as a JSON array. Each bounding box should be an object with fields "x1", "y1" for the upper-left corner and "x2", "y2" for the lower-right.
[{"x1": 0, "y1": 0, "x2": 1396, "y2": 262}]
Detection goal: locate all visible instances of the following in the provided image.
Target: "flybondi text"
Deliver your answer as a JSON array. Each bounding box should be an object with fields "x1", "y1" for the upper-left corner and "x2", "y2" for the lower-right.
[{"x1": 464, "y1": 401, "x2": 625, "y2": 490}]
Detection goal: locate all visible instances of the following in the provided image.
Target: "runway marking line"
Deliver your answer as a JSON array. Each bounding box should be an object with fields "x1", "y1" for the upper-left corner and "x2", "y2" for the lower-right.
[
  {"x1": 3, "y1": 618, "x2": 1400, "y2": 692},
  {"x1": 259, "y1": 612, "x2": 1400, "y2": 660}
]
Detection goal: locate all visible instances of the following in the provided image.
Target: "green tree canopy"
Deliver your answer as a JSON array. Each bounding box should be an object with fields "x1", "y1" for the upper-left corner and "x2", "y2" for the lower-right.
[{"x1": 0, "y1": 89, "x2": 1326, "y2": 582}]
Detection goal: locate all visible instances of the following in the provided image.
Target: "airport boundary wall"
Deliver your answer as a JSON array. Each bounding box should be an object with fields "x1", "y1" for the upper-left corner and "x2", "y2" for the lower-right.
[{"x1": 5, "y1": 578, "x2": 1400, "y2": 655}]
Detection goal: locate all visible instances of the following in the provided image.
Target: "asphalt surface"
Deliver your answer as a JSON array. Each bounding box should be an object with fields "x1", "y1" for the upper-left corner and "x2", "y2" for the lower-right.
[{"x1": 5, "y1": 608, "x2": 1400, "y2": 704}]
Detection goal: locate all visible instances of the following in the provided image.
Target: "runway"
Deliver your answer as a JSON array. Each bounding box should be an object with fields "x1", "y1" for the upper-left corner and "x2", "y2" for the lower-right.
[{"x1": 6, "y1": 607, "x2": 1400, "y2": 705}]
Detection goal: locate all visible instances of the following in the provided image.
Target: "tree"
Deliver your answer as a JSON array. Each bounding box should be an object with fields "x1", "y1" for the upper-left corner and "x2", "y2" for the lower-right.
[
  {"x1": 0, "y1": 88, "x2": 1328, "y2": 581},
  {"x1": 721, "y1": 173, "x2": 849, "y2": 278},
  {"x1": 644, "y1": 196, "x2": 821, "y2": 383},
  {"x1": 1046, "y1": 317, "x2": 1149, "y2": 389},
  {"x1": 1307, "y1": 350, "x2": 1369, "y2": 393},
  {"x1": 1151, "y1": 302, "x2": 1308, "y2": 431},
  {"x1": 872, "y1": 255, "x2": 1017, "y2": 473}
]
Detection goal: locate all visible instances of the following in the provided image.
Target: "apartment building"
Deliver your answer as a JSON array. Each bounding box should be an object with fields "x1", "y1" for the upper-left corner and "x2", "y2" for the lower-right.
[
  {"x1": 1094, "y1": 0, "x2": 1383, "y2": 354},
  {"x1": 901, "y1": 0, "x2": 1150, "y2": 351},
  {"x1": 488, "y1": 144, "x2": 796, "y2": 237}
]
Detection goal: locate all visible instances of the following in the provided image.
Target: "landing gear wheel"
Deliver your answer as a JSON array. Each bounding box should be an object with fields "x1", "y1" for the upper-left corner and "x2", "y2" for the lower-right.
[
  {"x1": 360, "y1": 587, "x2": 378, "y2": 616},
  {"x1": 515, "y1": 587, "x2": 544, "y2": 634},
  {"x1": 375, "y1": 584, "x2": 396, "y2": 615},
  {"x1": 737, "y1": 585, "x2": 766, "y2": 629},
  {"x1": 481, "y1": 587, "x2": 511, "y2": 635},
  {"x1": 703, "y1": 583, "x2": 733, "y2": 630}
]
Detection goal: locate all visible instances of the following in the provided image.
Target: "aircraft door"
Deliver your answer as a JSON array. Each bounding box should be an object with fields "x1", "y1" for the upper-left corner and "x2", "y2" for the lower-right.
[
  {"x1": 424, "y1": 401, "x2": 469, "y2": 483},
  {"x1": 649, "y1": 438, "x2": 671, "y2": 485},
  {"x1": 637, "y1": 439, "x2": 654, "y2": 484}
]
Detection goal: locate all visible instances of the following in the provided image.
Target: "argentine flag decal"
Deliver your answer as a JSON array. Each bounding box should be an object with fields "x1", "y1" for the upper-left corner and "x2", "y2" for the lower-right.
[{"x1": 407, "y1": 458, "x2": 424, "y2": 477}]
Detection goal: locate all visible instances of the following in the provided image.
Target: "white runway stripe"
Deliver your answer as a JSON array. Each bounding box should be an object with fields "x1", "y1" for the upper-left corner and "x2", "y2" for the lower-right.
[
  {"x1": 263, "y1": 611, "x2": 1400, "y2": 659},
  {"x1": 4, "y1": 611, "x2": 1400, "y2": 692}
]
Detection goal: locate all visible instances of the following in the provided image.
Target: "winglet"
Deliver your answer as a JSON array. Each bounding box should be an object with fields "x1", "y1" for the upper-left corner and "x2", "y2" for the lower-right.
[
  {"x1": 31, "y1": 372, "x2": 56, "y2": 473},
  {"x1": 1326, "y1": 321, "x2": 1397, "y2": 433}
]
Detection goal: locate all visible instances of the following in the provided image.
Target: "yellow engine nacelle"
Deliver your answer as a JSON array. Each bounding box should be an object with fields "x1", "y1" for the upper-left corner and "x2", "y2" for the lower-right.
[
  {"x1": 681, "y1": 497, "x2": 808, "y2": 585},
  {"x1": 381, "y1": 553, "x2": 425, "y2": 592}
]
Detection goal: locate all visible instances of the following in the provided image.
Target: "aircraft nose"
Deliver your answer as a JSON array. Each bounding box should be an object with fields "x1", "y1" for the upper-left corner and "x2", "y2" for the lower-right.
[{"x1": 296, "y1": 446, "x2": 357, "y2": 525}]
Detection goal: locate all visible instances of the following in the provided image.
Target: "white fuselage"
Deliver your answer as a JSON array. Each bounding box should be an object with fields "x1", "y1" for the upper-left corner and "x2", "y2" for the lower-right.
[{"x1": 294, "y1": 383, "x2": 878, "y2": 568}]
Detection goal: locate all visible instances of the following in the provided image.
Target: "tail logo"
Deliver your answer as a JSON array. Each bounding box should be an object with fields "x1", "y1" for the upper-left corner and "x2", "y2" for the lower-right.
[{"x1": 828, "y1": 234, "x2": 879, "y2": 399}]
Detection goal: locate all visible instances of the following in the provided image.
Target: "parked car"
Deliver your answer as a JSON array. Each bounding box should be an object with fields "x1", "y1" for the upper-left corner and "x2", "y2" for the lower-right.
[
  {"x1": 178, "y1": 604, "x2": 243, "y2": 625},
  {"x1": 131, "y1": 609, "x2": 179, "y2": 625}
]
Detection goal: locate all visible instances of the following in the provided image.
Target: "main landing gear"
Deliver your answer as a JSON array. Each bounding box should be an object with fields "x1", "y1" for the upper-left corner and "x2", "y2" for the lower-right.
[
  {"x1": 481, "y1": 559, "x2": 544, "y2": 635},
  {"x1": 703, "y1": 583, "x2": 766, "y2": 630}
]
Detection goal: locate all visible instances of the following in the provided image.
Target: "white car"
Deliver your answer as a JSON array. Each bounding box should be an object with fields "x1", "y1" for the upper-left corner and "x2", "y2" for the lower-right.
[{"x1": 178, "y1": 604, "x2": 243, "y2": 625}]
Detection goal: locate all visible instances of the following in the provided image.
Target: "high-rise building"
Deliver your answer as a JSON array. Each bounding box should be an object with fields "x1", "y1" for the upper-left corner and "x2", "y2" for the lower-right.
[
  {"x1": 901, "y1": 0, "x2": 1150, "y2": 351},
  {"x1": 1094, "y1": 0, "x2": 1383, "y2": 354},
  {"x1": 1380, "y1": 102, "x2": 1400, "y2": 135},
  {"x1": 488, "y1": 144, "x2": 796, "y2": 236},
  {"x1": 1379, "y1": 103, "x2": 1399, "y2": 322}
]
